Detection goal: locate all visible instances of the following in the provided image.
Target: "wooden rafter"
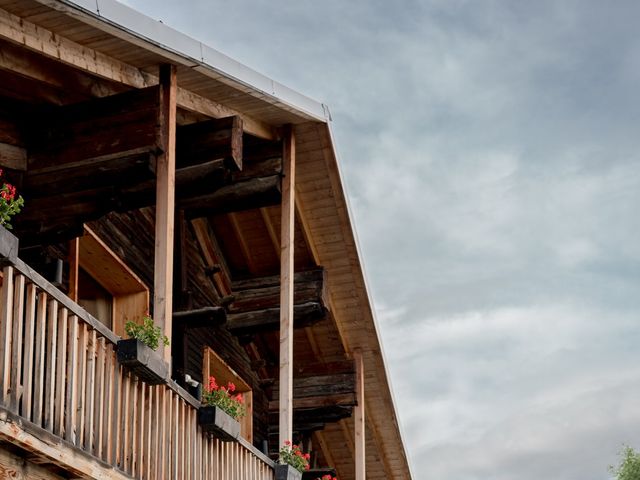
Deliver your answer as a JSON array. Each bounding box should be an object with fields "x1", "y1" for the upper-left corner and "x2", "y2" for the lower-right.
[{"x1": 0, "y1": 6, "x2": 277, "y2": 140}]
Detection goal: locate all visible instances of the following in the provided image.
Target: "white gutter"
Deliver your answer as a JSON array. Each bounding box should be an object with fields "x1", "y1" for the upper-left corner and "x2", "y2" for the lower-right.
[{"x1": 39, "y1": 0, "x2": 330, "y2": 122}]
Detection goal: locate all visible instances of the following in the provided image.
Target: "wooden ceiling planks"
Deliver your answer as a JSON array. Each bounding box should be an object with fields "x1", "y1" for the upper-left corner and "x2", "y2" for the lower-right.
[{"x1": 295, "y1": 122, "x2": 413, "y2": 479}]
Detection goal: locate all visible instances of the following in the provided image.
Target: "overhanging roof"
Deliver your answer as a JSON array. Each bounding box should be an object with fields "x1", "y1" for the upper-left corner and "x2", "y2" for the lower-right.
[{"x1": 0, "y1": 0, "x2": 414, "y2": 477}]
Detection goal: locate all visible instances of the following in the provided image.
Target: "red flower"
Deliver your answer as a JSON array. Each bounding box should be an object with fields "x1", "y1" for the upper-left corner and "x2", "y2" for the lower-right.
[
  {"x1": 227, "y1": 381, "x2": 236, "y2": 392},
  {"x1": 208, "y1": 376, "x2": 218, "y2": 392}
]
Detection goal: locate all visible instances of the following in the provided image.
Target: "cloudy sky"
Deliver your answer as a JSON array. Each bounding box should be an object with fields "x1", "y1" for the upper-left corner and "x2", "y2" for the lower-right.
[{"x1": 121, "y1": 1, "x2": 640, "y2": 478}]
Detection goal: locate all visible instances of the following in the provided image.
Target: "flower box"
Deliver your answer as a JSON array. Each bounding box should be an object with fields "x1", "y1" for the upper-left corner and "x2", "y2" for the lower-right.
[
  {"x1": 274, "y1": 464, "x2": 303, "y2": 480},
  {"x1": 197, "y1": 405, "x2": 240, "y2": 442},
  {"x1": 116, "y1": 338, "x2": 168, "y2": 385}
]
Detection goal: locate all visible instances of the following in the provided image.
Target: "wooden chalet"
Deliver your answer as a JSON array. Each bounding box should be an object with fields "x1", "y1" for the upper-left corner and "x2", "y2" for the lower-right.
[{"x1": 0, "y1": 0, "x2": 413, "y2": 479}]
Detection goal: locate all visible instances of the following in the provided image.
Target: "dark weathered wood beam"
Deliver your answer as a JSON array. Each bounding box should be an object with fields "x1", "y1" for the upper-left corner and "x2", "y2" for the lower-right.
[
  {"x1": 26, "y1": 86, "x2": 161, "y2": 173},
  {"x1": 0, "y1": 142, "x2": 25, "y2": 171},
  {"x1": 270, "y1": 373, "x2": 357, "y2": 404},
  {"x1": 225, "y1": 268, "x2": 327, "y2": 336},
  {"x1": 178, "y1": 116, "x2": 243, "y2": 171},
  {"x1": 267, "y1": 405, "x2": 354, "y2": 430},
  {"x1": 173, "y1": 307, "x2": 226, "y2": 329},
  {"x1": 229, "y1": 268, "x2": 326, "y2": 311},
  {"x1": 181, "y1": 175, "x2": 282, "y2": 218},
  {"x1": 226, "y1": 301, "x2": 326, "y2": 336}
]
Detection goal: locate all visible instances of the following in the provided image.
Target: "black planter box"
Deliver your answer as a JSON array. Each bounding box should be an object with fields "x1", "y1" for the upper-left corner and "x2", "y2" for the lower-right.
[
  {"x1": 197, "y1": 405, "x2": 240, "y2": 442},
  {"x1": 116, "y1": 338, "x2": 168, "y2": 385},
  {"x1": 275, "y1": 464, "x2": 303, "y2": 480}
]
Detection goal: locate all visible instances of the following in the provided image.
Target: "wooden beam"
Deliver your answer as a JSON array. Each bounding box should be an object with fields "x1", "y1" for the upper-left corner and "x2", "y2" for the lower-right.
[
  {"x1": 269, "y1": 401, "x2": 354, "y2": 418},
  {"x1": 0, "y1": 37, "x2": 125, "y2": 100},
  {"x1": 0, "y1": 142, "x2": 26, "y2": 171},
  {"x1": 26, "y1": 86, "x2": 161, "y2": 173},
  {"x1": 154, "y1": 64, "x2": 177, "y2": 366},
  {"x1": 0, "y1": 407, "x2": 132, "y2": 480},
  {"x1": 279, "y1": 125, "x2": 295, "y2": 447},
  {"x1": 177, "y1": 116, "x2": 243, "y2": 171},
  {"x1": 227, "y1": 302, "x2": 325, "y2": 336},
  {"x1": 173, "y1": 307, "x2": 226, "y2": 328},
  {"x1": 229, "y1": 268, "x2": 325, "y2": 311},
  {"x1": 269, "y1": 393, "x2": 356, "y2": 411},
  {"x1": 181, "y1": 175, "x2": 281, "y2": 218},
  {"x1": 190, "y1": 218, "x2": 231, "y2": 297},
  {"x1": 354, "y1": 349, "x2": 365, "y2": 480},
  {"x1": 271, "y1": 373, "x2": 356, "y2": 402},
  {"x1": 0, "y1": 6, "x2": 277, "y2": 140}
]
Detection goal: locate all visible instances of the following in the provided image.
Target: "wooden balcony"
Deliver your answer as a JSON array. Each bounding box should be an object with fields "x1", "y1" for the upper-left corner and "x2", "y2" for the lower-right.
[{"x1": 0, "y1": 227, "x2": 275, "y2": 480}]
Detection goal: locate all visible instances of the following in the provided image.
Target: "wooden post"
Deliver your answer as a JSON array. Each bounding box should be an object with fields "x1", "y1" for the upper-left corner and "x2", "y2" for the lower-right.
[
  {"x1": 154, "y1": 64, "x2": 177, "y2": 366},
  {"x1": 68, "y1": 237, "x2": 79, "y2": 302},
  {"x1": 354, "y1": 349, "x2": 365, "y2": 480},
  {"x1": 279, "y1": 125, "x2": 295, "y2": 447}
]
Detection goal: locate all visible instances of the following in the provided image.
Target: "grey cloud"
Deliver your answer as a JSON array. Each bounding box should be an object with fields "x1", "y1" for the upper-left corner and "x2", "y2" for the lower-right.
[{"x1": 123, "y1": 1, "x2": 640, "y2": 478}]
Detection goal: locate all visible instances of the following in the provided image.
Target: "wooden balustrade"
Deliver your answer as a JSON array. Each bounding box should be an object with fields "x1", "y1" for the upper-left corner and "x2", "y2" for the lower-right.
[{"x1": 0, "y1": 253, "x2": 274, "y2": 480}]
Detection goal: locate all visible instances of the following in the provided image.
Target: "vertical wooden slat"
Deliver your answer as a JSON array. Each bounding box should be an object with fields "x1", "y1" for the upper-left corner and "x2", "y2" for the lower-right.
[
  {"x1": 155, "y1": 63, "x2": 177, "y2": 366},
  {"x1": 137, "y1": 382, "x2": 145, "y2": 479},
  {"x1": 21, "y1": 283, "x2": 37, "y2": 420},
  {"x1": 128, "y1": 376, "x2": 138, "y2": 475},
  {"x1": 112, "y1": 365, "x2": 123, "y2": 466},
  {"x1": 76, "y1": 322, "x2": 87, "y2": 445},
  {"x1": 9, "y1": 273, "x2": 25, "y2": 412},
  {"x1": 94, "y1": 337, "x2": 106, "y2": 458},
  {"x1": 54, "y1": 308, "x2": 68, "y2": 435},
  {"x1": 64, "y1": 314, "x2": 79, "y2": 443},
  {"x1": 172, "y1": 393, "x2": 179, "y2": 479},
  {"x1": 0, "y1": 265, "x2": 14, "y2": 405},
  {"x1": 84, "y1": 328, "x2": 96, "y2": 452},
  {"x1": 103, "y1": 343, "x2": 115, "y2": 464},
  {"x1": 121, "y1": 372, "x2": 131, "y2": 471},
  {"x1": 32, "y1": 292, "x2": 47, "y2": 426},
  {"x1": 43, "y1": 299, "x2": 58, "y2": 431},
  {"x1": 159, "y1": 386, "x2": 166, "y2": 480},
  {"x1": 279, "y1": 125, "x2": 296, "y2": 446}
]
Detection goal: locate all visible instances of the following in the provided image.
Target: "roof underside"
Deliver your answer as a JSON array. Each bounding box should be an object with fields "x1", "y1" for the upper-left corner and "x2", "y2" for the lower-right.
[{"x1": 0, "y1": 0, "x2": 413, "y2": 478}]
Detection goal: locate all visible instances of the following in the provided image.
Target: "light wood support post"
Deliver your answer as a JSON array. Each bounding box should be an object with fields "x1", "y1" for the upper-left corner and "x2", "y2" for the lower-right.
[
  {"x1": 354, "y1": 349, "x2": 366, "y2": 480},
  {"x1": 154, "y1": 64, "x2": 177, "y2": 366},
  {"x1": 68, "y1": 238, "x2": 79, "y2": 302},
  {"x1": 279, "y1": 125, "x2": 295, "y2": 447}
]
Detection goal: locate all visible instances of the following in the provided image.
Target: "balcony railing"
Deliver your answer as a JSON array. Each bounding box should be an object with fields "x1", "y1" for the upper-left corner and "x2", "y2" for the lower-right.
[{"x1": 0, "y1": 228, "x2": 274, "y2": 480}]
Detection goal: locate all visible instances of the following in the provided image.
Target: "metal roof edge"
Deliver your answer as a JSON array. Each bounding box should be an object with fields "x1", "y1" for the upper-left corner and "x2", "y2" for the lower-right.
[{"x1": 40, "y1": 0, "x2": 329, "y2": 122}]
